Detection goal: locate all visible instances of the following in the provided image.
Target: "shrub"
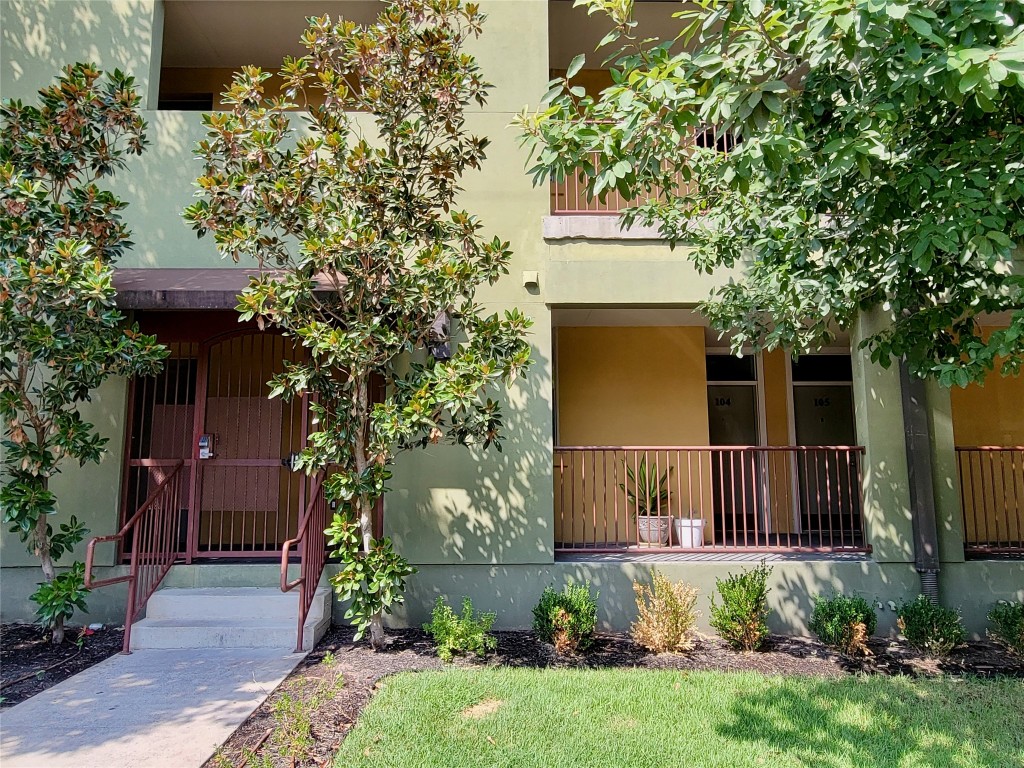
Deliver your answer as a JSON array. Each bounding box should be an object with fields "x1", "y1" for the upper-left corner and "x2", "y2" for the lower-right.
[
  {"x1": 987, "y1": 601, "x2": 1024, "y2": 658},
  {"x1": 423, "y1": 596, "x2": 497, "y2": 662},
  {"x1": 709, "y1": 561, "x2": 772, "y2": 652},
  {"x1": 631, "y1": 571, "x2": 700, "y2": 653},
  {"x1": 896, "y1": 595, "x2": 967, "y2": 657},
  {"x1": 32, "y1": 562, "x2": 89, "y2": 634},
  {"x1": 532, "y1": 583, "x2": 598, "y2": 654},
  {"x1": 809, "y1": 594, "x2": 877, "y2": 656}
]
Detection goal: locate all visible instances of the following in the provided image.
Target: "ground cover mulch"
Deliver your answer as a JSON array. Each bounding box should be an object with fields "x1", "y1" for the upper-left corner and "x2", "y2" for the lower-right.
[
  {"x1": 205, "y1": 626, "x2": 1024, "y2": 768},
  {"x1": 0, "y1": 623, "x2": 125, "y2": 708}
]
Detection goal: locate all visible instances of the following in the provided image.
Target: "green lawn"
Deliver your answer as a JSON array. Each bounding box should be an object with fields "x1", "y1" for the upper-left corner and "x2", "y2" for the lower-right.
[{"x1": 335, "y1": 668, "x2": 1024, "y2": 768}]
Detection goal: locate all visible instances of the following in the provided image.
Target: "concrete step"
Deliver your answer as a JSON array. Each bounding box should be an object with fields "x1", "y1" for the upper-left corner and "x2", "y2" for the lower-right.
[
  {"x1": 130, "y1": 586, "x2": 331, "y2": 652},
  {"x1": 146, "y1": 587, "x2": 300, "y2": 620}
]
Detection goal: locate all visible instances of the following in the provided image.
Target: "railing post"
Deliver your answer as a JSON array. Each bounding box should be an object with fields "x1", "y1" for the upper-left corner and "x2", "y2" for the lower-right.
[{"x1": 122, "y1": 526, "x2": 141, "y2": 655}]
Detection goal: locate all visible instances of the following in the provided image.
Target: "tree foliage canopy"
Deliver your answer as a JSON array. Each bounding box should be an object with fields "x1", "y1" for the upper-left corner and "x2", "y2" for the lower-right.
[
  {"x1": 185, "y1": 0, "x2": 531, "y2": 646},
  {"x1": 0, "y1": 64, "x2": 166, "y2": 641},
  {"x1": 519, "y1": 0, "x2": 1024, "y2": 385}
]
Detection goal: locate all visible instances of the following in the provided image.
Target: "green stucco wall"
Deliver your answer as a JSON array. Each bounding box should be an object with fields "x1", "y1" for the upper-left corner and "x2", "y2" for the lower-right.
[
  {"x1": 0, "y1": 566, "x2": 131, "y2": 625},
  {"x1": 0, "y1": 377, "x2": 128, "y2": 569},
  {"x1": 1, "y1": 0, "x2": 163, "y2": 108}
]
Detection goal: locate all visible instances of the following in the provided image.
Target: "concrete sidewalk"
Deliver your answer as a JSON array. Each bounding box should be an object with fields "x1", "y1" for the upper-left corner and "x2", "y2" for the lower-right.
[{"x1": 0, "y1": 647, "x2": 305, "y2": 768}]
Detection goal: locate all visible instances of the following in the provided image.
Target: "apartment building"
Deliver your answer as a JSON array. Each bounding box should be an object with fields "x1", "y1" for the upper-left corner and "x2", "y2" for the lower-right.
[{"x1": 1, "y1": 0, "x2": 1021, "y2": 650}]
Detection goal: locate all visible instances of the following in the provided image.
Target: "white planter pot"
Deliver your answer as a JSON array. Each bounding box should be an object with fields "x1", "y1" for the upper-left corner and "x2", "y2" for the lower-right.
[
  {"x1": 673, "y1": 518, "x2": 706, "y2": 548},
  {"x1": 637, "y1": 516, "x2": 671, "y2": 546}
]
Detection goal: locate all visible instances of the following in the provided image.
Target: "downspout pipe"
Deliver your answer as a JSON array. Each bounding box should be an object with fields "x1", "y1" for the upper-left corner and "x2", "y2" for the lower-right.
[{"x1": 899, "y1": 361, "x2": 941, "y2": 602}]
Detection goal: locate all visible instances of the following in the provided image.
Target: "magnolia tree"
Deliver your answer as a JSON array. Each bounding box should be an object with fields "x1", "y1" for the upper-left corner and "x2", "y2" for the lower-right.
[
  {"x1": 518, "y1": 0, "x2": 1024, "y2": 384},
  {"x1": 186, "y1": 0, "x2": 532, "y2": 649},
  {"x1": 0, "y1": 64, "x2": 166, "y2": 643}
]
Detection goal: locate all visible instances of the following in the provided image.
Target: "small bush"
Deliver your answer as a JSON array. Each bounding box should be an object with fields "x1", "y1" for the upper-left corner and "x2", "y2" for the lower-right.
[
  {"x1": 809, "y1": 594, "x2": 877, "y2": 656},
  {"x1": 709, "y1": 561, "x2": 772, "y2": 652},
  {"x1": 897, "y1": 595, "x2": 966, "y2": 657},
  {"x1": 987, "y1": 601, "x2": 1024, "y2": 657},
  {"x1": 32, "y1": 561, "x2": 89, "y2": 635},
  {"x1": 631, "y1": 571, "x2": 700, "y2": 653},
  {"x1": 532, "y1": 583, "x2": 598, "y2": 654},
  {"x1": 423, "y1": 597, "x2": 497, "y2": 662}
]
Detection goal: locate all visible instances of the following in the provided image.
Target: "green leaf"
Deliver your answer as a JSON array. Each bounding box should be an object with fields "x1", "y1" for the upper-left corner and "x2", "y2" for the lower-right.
[
  {"x1": 959, "y1": 67, "x2": 984, "y2": 93},
  {"x1": 566, "y1": 53, "x2": 586, "y2": 79},
  {"x1": 905, "y1": 14, "x2": 932, "y2": 37}
]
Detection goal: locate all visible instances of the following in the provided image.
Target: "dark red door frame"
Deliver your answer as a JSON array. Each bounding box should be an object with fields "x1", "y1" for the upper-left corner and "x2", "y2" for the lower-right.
[
  {"x1": 121, "y1": 314, "x2": 388, "y2": 561},
  {"x1": 122, "y1": 319, "x2": 299, "y2": 561}
]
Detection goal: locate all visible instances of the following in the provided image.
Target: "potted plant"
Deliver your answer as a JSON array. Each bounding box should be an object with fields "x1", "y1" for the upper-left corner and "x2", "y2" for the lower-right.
[{"x1": 621, "y1": 457, "x2": 672, "y2": 546}]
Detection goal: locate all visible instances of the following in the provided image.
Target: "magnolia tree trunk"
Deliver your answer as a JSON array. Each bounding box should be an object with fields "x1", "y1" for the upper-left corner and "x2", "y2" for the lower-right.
[
  {"x1": 359, "y1": 494, "x2": 387, "y2": 650},
  {"x1": 352, "y1": 376, "x2": 388, "y2": 650},
  {"x1": 33, "y1": 502, "x2": 63, "y2": 645}
]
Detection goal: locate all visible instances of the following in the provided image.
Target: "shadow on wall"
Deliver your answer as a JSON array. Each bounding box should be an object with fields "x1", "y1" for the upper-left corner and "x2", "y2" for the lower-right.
[
  {"x1": 770, "y1": 561, "x2": 920, "y2": 637},
  {"x1": 2, "y1": 0, "x2": 157, "y2": 98},
  {"x1": 1, "y1": 0, "x2": 228, "y2": 269},
  {"x1": 392, "y1": 342, "x2": 553, "y2": 568}
]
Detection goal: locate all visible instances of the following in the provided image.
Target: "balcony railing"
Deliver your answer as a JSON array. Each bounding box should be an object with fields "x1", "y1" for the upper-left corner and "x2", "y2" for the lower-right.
[
  {"x1": 549, "y1": 127, "x2": 736, "y2": 215},
  {"x1": 554, "y1": 446, "x2": 867, "y2": 554},
  {"x1": 956, "y1": 446, "x2": 1024, "y2": 555}
]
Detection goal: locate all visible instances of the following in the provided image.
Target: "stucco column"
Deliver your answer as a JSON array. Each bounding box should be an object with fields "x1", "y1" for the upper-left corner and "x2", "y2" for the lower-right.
[
  {"x1": 850, "y1": 309, "x2": 915, "y2": 563},
  {"x1": 925, "y1": 380, "x2": 966, "y2": 563}
]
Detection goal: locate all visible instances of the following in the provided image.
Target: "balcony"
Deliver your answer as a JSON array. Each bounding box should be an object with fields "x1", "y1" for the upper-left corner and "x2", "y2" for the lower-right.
[
  {"x1": 554, "y1": 445, "x2": 867, "y2": 554},
  {"x1": 544, "y1": 129, "x2": 737, "y2": 243}
]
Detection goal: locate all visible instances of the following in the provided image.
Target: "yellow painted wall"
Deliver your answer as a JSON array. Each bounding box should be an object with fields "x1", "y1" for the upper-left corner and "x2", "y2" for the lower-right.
[
  {"x1": 555, "y1": 326, "x2": 712, "y2": 545},
  {"x1": 950, "y1": 329, "x2": 1024, "y2": 545},
  {"x1": 763, "y1": 348, "x2": 791, "y2": 445},
  {"x1": 762, "y1": 348, "x2": 796, "y2": 534},
  {"x1": 557, "y1": 326, "x2": 709, "y2": 446},
  {"x1": 951, "y1": 364, "x2": 1024, "y2": 447},
  {"x1": 554, "y1": 336, "x2": 819, "y2": 545}
]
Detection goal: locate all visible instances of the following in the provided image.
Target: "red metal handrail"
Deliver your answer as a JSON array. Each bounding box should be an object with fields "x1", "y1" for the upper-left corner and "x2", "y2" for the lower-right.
[
  {"x1": 281, "y1": 473, "x2": 329, "y2": 652},
  {"x1": 553, "y1": 446, "x2": 868, "y2": 554},
  {"x1": 955, "y1": 446, "x2": 1024, "y2": 555},
  {"x1": 85, "y1": 460, "x2": 186, "y2": 653}
]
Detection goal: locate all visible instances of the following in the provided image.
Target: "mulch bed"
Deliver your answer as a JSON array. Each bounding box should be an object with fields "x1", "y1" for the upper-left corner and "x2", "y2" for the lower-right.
[
  {"x1": 0, "y1": 623, "x2": 125, "y2": 708},
  {"x1": 205, "y1": 626, "x2": 1024, "y2": 768}
]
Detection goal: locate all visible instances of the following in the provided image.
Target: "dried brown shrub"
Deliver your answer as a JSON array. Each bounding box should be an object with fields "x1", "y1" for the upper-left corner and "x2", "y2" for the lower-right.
[
  {"x1": 844, "y1": 621, "x2": 873, "y2": 656},
  {"x1": 631, "y1": 571, "x2": 700, "y2": 653}
]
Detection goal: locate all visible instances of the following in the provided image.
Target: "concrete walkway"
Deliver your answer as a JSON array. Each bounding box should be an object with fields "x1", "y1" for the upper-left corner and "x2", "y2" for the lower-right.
[{"x1": 0, "y1": 647, "x2": 305, "y2": 768}]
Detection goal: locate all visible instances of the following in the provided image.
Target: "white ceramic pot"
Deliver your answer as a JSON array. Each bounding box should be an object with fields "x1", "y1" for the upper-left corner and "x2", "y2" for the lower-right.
[
  {"x1": 637, "y1": 515, "x2": 671, "y2": 546},
  {"x1": 673, "y1": 518, "x2": 706, "y2": 548}
]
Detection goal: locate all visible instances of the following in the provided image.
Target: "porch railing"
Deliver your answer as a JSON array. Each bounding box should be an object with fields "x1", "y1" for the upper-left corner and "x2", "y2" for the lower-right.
[
  {"x1": 554, "y1": 446, "x2": 867, "y2": 553},
  {"x1": 956, "y1": 446, "x2": 1024, "y2": 555},
  {"x1": 85, "y1": 459, "x2": 186, "y2": 653},
  {"x1": 281, "y1": 473, "x2": 329, "y2": 653}
]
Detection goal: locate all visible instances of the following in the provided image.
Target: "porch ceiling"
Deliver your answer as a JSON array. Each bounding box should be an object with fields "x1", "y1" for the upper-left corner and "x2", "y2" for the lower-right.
[
  {"x1": 550, "y1": 307, "x2": 852, "y2": 347},
  {"x1": 113, "y1": 268, "x2": 339, "y2": 309},
  {"x1": 162, "y1": 1, "x2": 384, "y2": 69}
]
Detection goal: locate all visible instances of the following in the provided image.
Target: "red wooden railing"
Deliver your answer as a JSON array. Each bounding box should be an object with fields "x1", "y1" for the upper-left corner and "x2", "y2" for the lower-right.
[
  {"x1": 85, "y1": 460, "x2": 186, "y2": 653},
  {"x1": 549, "y1": 127, "x2": 736, "y2": 215},
  {"x1": 554, "y1": 446, "x2": 867, "y2": 553},
  {"x1": 956, "y1": 446, "x2": 1024, "y2": 555},
  {"x1": 281, "y1": 473, "x2": 329, "y2": 652}
]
